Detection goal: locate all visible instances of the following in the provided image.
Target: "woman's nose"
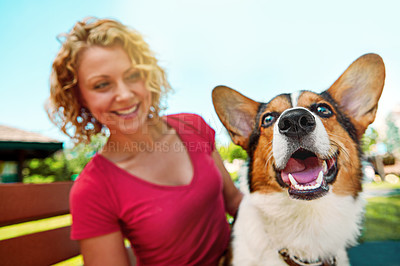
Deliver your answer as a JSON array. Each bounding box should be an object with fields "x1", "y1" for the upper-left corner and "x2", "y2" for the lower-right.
[{"x1": 115, "y1": 82, "x2": 134, "y2": 102}]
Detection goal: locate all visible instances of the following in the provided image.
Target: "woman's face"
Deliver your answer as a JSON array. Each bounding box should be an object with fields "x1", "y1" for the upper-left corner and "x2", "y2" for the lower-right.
[{"x1": 77, "y1": 45, "x2": 152, "y2": 136}]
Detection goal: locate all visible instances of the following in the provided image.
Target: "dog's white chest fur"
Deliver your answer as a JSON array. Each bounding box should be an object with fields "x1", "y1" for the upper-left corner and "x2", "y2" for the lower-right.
[{"x1": 232, "y1": 192, "x2": 365, "y2": 266}]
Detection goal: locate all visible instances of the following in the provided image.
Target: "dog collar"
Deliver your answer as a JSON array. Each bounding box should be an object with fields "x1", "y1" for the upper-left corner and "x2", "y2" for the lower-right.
[{"x1": 279, "y1": 249, "x2": 337, "y2": 266}]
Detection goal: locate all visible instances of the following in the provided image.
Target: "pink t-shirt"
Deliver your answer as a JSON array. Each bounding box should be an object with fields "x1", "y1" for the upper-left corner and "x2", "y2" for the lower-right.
[{"x1": 70, "y1": 113, "x2": 230, "y2": 265}]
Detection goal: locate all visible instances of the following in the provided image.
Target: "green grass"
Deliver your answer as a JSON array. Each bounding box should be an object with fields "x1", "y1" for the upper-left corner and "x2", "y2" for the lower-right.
[
  {"x1": 361, "y1": 194, "x2": 400, "y2": 242},
  {"x1": 360, "y1": 181, "x2": 400, "y2": 241}
]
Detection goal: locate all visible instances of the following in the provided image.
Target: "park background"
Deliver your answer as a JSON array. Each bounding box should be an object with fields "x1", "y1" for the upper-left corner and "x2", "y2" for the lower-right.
[
  {"x1": 1, "y1": 0, "x2": 400, "y2": 143},
  {"x1": 0, "y1": 1, "x2": 399, "y2": 265}
]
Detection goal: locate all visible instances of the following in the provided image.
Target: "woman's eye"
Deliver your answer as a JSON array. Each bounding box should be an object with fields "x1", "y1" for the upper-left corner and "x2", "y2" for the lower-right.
[
  {"x1": 316, "y1": 104, "x2": 333, "y2": 117},
  {"x1": 94, "y1": 82, "x2": 110, "y2": 90},
  {"x1": 127, "y1": 72, "x2": 141, "y2": 81},
  {"x1": 262, "y1": 113, "x2": 277, "y2": 127}
]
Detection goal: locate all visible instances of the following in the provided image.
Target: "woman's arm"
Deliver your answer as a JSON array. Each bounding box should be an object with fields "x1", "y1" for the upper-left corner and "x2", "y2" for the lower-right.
[
  {"x1": 80, "y1": 231, "x2": 136, "y2": 266},
  {"x1": 212, "y1": 149, "x2": 243, "y2": 217}
]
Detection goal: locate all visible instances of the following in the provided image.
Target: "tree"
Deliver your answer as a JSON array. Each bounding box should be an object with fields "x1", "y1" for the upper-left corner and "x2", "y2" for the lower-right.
[
  {"x1": 217, "y1": 142, "x2": 247, "y2": 163},
  {"x1": 361, "y1": 127, "x2": 379, "y2": 155},
  {"x1": 384, "y1": 113, "x2": 400, "y2": 157}
]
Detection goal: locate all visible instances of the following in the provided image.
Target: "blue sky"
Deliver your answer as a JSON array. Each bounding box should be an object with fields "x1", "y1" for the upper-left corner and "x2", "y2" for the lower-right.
[{"x1": 1, "y1": 0, "x2": 399, "y2": 144}]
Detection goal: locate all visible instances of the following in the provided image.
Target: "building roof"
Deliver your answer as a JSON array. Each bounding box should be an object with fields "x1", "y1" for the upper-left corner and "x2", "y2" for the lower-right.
[
  {"x1": 0, "y1": 125, "x2": 63, "y2": 161},
  {"x1": 0, "y1": 125, "x2": 61, "y2": 143}
]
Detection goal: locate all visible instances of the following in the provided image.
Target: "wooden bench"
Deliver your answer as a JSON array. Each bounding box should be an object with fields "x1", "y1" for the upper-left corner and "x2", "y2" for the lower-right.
[{"x1": 0, "y1": 182, "x2": 80, "y2": 266}]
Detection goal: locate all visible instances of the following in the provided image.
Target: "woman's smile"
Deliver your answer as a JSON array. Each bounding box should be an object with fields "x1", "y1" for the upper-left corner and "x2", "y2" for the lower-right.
[{"x1": 111, "y1": 103, "x2": 140, "y2": 117}]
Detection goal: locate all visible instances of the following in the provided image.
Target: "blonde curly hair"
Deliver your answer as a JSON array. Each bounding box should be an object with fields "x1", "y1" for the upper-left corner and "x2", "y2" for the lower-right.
[{"x1": 47, "y1": 17, "x2": 171, "y2": 143}]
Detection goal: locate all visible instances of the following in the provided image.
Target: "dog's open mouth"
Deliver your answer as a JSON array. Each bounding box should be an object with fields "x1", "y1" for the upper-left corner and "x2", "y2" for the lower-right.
[{"x1": 277, "y1": 149, "x2": 338, "y2": 200}]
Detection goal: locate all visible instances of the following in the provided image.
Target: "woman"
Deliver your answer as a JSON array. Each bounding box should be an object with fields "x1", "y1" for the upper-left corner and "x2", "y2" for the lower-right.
[{"x1": 47, "y1": 17, "x2": 242, "y2": 265}]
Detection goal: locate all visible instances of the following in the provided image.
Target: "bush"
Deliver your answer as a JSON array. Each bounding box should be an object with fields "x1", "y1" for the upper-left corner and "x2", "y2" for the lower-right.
[{"x1": 22, "y1": 134, "x2": 106, "y2": 183}]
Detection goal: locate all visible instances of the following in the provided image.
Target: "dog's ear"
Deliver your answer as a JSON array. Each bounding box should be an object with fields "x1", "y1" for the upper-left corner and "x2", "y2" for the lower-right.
[
  {"x1": 212, "y1": 86, "x2": 260, "y2": 150},
  {"x1": 327, "y1": 53, "x2": 385, "y2": 138}
]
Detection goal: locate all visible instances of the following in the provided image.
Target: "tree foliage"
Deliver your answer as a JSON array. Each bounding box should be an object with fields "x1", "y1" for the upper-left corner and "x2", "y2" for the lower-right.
[
  {"x1": 23, "y1": 135, "x2": 106, "y2": 183},
  {"x1": 384, "y1": 113, "x2": 400, "y2": 156},
  {"x1": 362, "y1": 127, "x2": 380, "y2": 155},
  {"x1": 217, "y1": 142, "x2": 247, "y2": 162}
]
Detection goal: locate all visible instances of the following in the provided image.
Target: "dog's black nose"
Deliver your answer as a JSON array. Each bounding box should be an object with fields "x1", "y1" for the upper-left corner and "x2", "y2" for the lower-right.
[{"x1": 278, "y1": 108, "x2": 316, "y2": 138}]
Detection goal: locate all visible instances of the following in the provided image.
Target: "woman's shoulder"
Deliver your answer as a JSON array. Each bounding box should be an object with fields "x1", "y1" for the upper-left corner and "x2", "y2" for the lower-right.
[
  {"x1": 165, "y1": 112, "x2": 204, "y2": 123},
  {"x1": 74, "y1": 153, "x2": 104, "y2": 179},
  {"x1": 164, "y1": 113, "x2": 213, "y2": 134},
  {"x1": 164, "y1": 113, "x2": 216, "y2": 153},
  {"x1": 70, "y1": 154, "x2": 109, "y2": 196}
]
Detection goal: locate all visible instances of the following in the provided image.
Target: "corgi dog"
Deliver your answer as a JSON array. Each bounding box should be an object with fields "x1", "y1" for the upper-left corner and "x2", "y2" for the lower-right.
[{"x1": 213, "y1": 54, "x2": 385, "y2": 266}]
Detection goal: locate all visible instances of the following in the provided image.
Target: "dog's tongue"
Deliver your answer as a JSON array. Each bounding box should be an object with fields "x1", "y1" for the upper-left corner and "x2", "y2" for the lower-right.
[{"x1": 281, "y1": 157, "x2": 322, "y2": 184}]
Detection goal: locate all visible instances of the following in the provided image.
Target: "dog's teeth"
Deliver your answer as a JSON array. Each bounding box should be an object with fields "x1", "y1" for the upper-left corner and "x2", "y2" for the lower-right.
[
  {"x1": 294, "y1": 184, "x2": 302, "y2": 190},
  {"x1": 288, "y1": 173, "x2": 298, "y2": 186},
  {"x1": 323, "y1": 161, "x2": 328, "y2": 173},
  {"x1": 316, "y1": 171, "x2": 323, "y2": 185},
  {"x1": 289, "y1": 172, "x2": 325, "y2": 191}
]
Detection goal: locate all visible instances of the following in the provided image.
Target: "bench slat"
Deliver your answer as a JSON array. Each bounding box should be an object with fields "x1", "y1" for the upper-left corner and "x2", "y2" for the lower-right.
[
  {"x1": 0, "y1": 226, "x2": 80, "y2": 266},
  {"x1": 0, "y1": 182, "x2": 74, "y2": 226}
]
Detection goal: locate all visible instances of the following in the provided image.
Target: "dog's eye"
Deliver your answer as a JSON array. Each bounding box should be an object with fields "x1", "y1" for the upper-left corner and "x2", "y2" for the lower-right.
[
  {"x1": 315, "y1": 104, "x2": 333, "y2": 118},
  {"x1": 262, "y1": 113, "x2": 277, "y2": 127}
]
